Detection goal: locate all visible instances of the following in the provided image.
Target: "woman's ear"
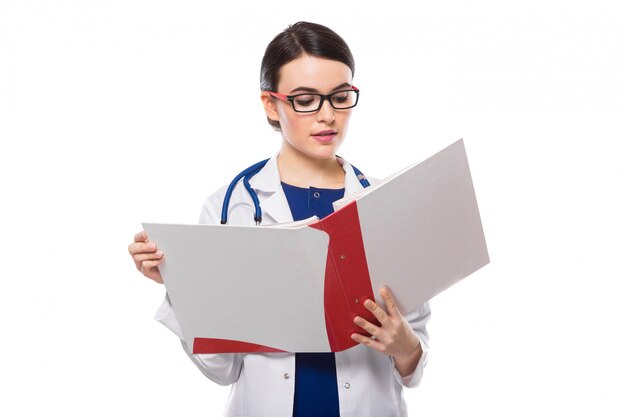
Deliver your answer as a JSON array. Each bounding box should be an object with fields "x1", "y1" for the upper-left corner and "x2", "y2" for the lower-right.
[{"x1": 260, "y1": 92, "x2": 279, "y2": 123}]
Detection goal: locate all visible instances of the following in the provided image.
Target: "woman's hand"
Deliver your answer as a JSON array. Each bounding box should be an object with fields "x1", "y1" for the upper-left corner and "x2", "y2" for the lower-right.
[
  {"x1": 128, "y1": 231, "x2": 164, "y2": 284},
  {"x1": 351, "y1": 285, "x2": 423, "y2": 377}
]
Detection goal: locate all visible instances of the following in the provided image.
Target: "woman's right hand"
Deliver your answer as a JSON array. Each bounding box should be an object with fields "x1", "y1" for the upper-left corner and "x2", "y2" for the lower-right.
[{"x1": 128, "y1": 231, "x2": 164, "y2": 284}]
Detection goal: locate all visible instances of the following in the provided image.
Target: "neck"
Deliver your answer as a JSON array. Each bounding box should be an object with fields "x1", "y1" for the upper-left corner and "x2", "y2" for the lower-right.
[{"x1": 277, "y1": 142, "x2": 345, "y2": 189}]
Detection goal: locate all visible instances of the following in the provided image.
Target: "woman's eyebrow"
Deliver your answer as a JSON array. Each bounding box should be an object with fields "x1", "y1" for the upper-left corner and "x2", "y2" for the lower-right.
[{"x1": 289, "y1": 82, "x2": 352, "y2": 94}]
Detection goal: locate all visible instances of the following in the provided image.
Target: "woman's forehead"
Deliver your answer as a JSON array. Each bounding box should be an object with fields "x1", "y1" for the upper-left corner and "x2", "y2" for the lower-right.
[{"x1": 277, "y1": 54, "x2": 353, "y2": 93}]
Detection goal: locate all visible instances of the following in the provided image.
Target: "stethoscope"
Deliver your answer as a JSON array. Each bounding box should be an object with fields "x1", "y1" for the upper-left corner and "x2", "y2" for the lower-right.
[{"x1": 220, "y1": 158, "x2": 371, "y2": 225}]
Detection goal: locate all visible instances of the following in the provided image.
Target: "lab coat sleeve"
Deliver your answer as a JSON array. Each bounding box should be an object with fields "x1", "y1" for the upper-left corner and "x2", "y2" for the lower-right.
[
  {"x1": 390, "y1": 301, "x2": 431, "y2": 388},
  {"x1": 154, "y1": 186, "x2": 244, "y2": 386},
  {"x1": 155, "y1": 294, "x2": 244, "y2": 386}
]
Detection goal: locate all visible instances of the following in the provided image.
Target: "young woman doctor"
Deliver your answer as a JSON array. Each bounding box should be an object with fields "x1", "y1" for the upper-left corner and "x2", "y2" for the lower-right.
[{"x1": 128, "y1": 22, "x2": 431, "y2": 417}]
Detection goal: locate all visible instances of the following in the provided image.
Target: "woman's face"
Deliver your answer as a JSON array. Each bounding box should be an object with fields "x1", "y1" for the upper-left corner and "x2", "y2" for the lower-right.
[{"x1": 262, "y1": 54, "x2": 355, "y2": 161}]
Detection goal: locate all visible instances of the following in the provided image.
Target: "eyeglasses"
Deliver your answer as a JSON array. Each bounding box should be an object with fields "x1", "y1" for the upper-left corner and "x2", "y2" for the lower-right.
[{"x1": 267, "y1": 86, "x2": 360, "y2": 113}]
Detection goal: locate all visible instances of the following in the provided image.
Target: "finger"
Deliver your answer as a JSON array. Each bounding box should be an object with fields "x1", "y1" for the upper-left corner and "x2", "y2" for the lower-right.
[
  {"x1": 380, "y1": 286, "x2": 400, "y2": 317},
  {"x1": 133, "y1": 250, "x2": 164, "y2": 264},
  {"x1": 364, "y1": 299, "x2": 390, "y2": 325},
  {"x1": 351, "y1": 332, "x2": 386, "y2": 352},
  {"x1": 140, "y1": 259, "x2": 163, "y2": 274},
  {"x1": 128, "y1": 241, "x2": 157, "y2": 255},
  {"x1": 134, "y1": 231, "x2": 148, "y2": 243},
  {"x1": 353, "y1": 316, "x2": 380, "y2": 337}
]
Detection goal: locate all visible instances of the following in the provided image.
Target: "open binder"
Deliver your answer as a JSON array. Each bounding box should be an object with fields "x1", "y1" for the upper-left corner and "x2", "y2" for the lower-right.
[{"x1": 143, "y1": 139, "x2": 490, "y2": 353}]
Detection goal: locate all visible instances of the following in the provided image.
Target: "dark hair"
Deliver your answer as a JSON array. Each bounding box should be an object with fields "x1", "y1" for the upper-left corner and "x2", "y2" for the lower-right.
[{"x1": 260, "y1": 21, "x2": 355, "y2": 130}]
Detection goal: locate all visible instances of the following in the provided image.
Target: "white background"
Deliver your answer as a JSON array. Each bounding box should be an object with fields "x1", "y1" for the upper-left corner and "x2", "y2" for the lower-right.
[{"x1": 1, "y1": 0, "x2": 625, "y2": 415}]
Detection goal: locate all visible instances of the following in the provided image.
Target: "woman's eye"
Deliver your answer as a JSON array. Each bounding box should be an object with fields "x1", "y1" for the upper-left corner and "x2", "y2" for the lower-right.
[
  {"x1": 295, "y1": 99, "x2": 314, "y2": 106},
  {"x1": 333, "y1": 96, "x2": 348, "y2": 103}
]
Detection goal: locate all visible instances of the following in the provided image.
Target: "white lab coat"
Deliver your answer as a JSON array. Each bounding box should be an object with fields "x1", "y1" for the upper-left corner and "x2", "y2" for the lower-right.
[{"x1": 155, "y1": 153, "x2": 431, "y2": 417}]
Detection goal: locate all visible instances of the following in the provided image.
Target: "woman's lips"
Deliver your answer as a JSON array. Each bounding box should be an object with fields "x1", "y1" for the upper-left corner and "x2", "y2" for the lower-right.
[{"x1": 312, "y1": 130, "x2": 337, "y2": 143}]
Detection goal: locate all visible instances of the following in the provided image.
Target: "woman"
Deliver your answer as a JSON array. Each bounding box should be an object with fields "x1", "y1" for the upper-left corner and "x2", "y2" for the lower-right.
[{"x1": 128, "y1": 21, "x2": 430, "y2": 417}]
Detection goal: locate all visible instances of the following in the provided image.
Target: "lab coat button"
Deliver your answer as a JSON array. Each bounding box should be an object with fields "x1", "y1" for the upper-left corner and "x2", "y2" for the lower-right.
[
  {"x1": 283, "y1": 373, "x2": 290, "y2": 380},
  {"x1": 344, "y1": 382, "x2": 350, "y2": 389}
]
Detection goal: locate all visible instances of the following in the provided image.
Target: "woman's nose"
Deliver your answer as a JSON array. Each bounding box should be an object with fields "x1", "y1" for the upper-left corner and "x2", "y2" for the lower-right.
[{"x1": 316, "y1": 98, "x2": 335, "y2": 124}]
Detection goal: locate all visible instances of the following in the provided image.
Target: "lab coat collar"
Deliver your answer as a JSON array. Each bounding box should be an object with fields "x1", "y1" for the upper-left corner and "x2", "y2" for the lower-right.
[{"x1": 248, "y1": 152, "x2": 366, "y2": 224}]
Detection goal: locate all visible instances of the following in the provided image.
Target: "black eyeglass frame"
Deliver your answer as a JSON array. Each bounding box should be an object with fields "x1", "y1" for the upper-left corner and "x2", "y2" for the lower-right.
[{"x1": 267, "y1": 86, "x2": 360, "y2": 113}]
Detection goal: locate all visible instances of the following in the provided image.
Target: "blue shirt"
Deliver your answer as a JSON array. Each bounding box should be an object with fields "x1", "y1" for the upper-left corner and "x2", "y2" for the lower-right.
[{"x1": 281, "y1": 181, "x2": 345, "y2": 417}]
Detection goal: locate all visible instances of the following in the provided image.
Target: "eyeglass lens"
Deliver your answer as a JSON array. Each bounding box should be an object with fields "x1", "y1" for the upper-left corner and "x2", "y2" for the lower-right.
[{"x1": 292, "y1": 90, "x2": 358, "y2": 112}]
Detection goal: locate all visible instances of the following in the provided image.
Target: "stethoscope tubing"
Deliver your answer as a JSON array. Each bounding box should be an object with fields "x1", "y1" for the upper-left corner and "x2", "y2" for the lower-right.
[{"x1": 220, "y1": 158, "x2": 270, "y2": 225}]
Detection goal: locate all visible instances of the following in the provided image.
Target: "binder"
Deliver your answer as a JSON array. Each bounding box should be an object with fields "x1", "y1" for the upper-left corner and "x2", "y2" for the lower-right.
[{"x1": 143, "y1": 139, "x2": 490, "y2": 353}]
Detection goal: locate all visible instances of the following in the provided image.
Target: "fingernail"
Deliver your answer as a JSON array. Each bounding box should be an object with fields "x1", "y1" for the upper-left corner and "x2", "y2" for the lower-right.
[
  {"x1": 148, "y1": 243, "x2": 155, "y2": 250},
  {"x1": 156, "y1": 250, "x2": 163, "y2": 257}
]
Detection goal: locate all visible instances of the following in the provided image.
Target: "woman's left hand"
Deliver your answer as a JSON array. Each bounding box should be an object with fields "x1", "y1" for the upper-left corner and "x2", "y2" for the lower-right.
[{"x1": 351, "y1": 285, "x2": 421, "y2": 360}]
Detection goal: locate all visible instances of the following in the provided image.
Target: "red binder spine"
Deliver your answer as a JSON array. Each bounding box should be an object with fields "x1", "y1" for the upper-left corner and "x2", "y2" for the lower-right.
[{"x1": 309, "y1": 200, "x2": 379, "y2": 352}]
